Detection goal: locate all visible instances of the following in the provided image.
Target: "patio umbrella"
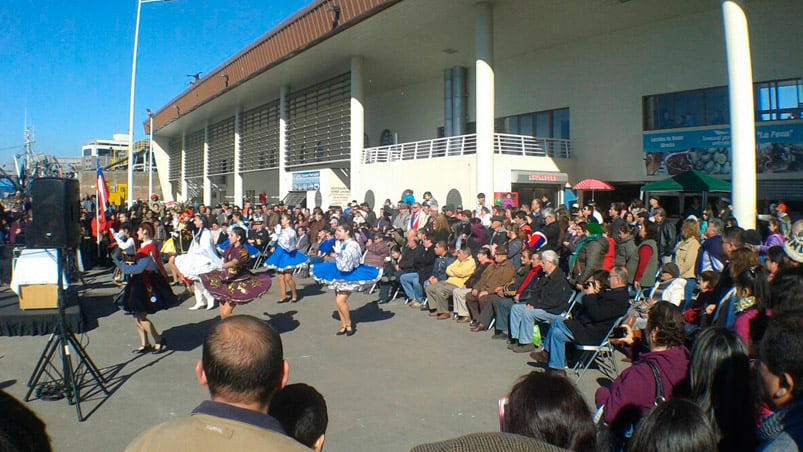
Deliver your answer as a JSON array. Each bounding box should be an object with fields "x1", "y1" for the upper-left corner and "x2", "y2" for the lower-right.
[{"x1": 573, "y1": 178, "x2": 614, "y2": 201}]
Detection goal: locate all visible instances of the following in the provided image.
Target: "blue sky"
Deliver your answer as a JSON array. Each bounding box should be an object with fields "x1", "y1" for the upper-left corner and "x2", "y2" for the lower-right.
[{"x1": 0, "y1": 0, "x2": 311, "y2": 165}]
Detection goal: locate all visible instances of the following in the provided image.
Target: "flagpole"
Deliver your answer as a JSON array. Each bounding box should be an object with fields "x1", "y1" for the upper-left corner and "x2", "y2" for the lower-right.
[{"x1": 96, "y1": 191, "x2": 101, "y2": 258}]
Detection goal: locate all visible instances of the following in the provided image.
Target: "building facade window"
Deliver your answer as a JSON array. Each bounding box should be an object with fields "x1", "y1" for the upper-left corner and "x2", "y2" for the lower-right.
[
  {"x1": 492, "y1": 107, "x2": 570, "y2": 140},
  {"x1": 756, "y1": 79, "x2": 803, "y2": 121},
  {"x1": 643, "y1": 78, "x2": 802, "y2": 131}
]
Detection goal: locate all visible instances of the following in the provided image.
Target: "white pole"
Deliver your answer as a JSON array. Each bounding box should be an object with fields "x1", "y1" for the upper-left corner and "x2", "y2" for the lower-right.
[
  {"x1": 126, "y1": 0, "x2": 143, "y2": 209},
  {"x1": 475, "y1": 2, "x2": 495, "y2": 201},
  {"x1": 722, "y1": 0, "x2": 756, "y2": 229},
  {"x1": 350, "y1": 56, "x2": 364, "y2": 202},
  {"x1": 148, "y1": 112, "x2": 154, "y2": 200}
]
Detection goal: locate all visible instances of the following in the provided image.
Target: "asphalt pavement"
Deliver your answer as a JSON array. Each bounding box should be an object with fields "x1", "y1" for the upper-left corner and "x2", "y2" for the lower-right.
[{"x1": 0, "y1": 267, "x2": 619, "y2": 451}]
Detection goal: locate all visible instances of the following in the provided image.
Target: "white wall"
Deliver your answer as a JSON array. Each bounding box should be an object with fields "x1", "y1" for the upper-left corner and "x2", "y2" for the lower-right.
[
  {"x1": 364, "y1": 0, "x2": 803, "y2": 184},
  {"x1": 358, "y1": 154, "x2": 573, "y2": 209},
  {"x1": 365, "y1": 76, "x2": 443, "y2": 146}
]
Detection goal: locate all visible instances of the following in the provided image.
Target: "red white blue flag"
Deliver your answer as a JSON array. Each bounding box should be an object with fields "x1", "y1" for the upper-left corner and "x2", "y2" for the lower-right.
[{"x1": 96, "y1": 161, "x2": 109, "y2": 240}]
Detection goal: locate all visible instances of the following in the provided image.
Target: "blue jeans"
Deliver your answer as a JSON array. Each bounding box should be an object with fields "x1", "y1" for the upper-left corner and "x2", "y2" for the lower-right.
[
  {"x1": 683, "y1": 278, "x2": 696, "y2": 308},
  {"x1": 399, "y1": 272, "x2": 423, "y2": 302},
  {"x1": 543, "y1": 317, "x2": 575, "y2": 370},
  {"x1": 510, "y1": 304, "x2": 559, "y2": 345}
]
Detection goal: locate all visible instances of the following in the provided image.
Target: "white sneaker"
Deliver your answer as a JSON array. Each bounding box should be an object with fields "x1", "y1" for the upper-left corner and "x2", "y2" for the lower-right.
[{"x1": 188, "y1": 301, "x2": 205, "y2": 310}]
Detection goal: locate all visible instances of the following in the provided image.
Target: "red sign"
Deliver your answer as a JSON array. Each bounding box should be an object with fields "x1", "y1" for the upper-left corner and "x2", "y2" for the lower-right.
[{"x1": 528, "y1": 174, "x2": 559, "y2": 182}]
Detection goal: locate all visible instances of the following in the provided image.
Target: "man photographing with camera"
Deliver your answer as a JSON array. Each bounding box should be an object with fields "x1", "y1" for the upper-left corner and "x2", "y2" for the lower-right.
[{"x1": 530, "y1": 266, "x2": 630, "y2": 375}]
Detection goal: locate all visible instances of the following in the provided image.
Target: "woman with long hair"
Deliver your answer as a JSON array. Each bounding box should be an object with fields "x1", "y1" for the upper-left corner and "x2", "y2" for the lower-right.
[
  {"x1": 113, "y1": 222, "x2": 177, "y2": 354},
  {"x1": 199, "y1": 227, "x2": 272, "y2": 319},
  {"x1": 265, "y1": 213, "x2": 309, "y2": 303},
  {"x1": 674, "y1": 219, "x2": 701, "y2": 303},
  {"x1": 311, "y1": 225, "x2": 381, "y2": 336},
  {"x1": 688, "y1": 327, "x2": 756, "y2": 451},
  {"x1": 175, "y1": 213, "x2": 223, "y2": 310},
  {"x1": 595, "y1": 301, "x2": 689, "y2": 430}
]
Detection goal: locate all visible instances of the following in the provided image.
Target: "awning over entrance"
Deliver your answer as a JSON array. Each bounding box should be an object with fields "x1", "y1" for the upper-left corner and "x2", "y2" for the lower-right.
[{"x1": 642, "y1": 170, "x2": 731, "y2": 193}]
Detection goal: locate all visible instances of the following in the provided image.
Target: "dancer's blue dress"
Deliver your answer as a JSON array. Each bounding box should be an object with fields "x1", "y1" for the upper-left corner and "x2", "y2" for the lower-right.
[
  {"x1": 264, "y1": 227, "x2": 309, "y2": 271},
  {"x1": 311, "y1": 239, "x2": 381, "y2": 292}
]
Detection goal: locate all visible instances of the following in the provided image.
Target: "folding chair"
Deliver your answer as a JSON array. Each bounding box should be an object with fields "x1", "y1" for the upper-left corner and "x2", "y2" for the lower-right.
[
  {"x1": 571, "y1": 315, "x2": 626, "y2": 383},
  {"x1": 560, "y1": 290, "x2": 581, "y2": 320},
  {"x1": 251, "y1": 242, "x2": 272, "y2": 270}
]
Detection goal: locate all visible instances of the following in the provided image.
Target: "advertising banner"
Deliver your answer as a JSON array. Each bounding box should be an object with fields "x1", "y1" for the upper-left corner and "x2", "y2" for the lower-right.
[
  {"x1": 642, "y1": 123, "x2": 803, "y2": 176},
  {"x1": 292, "y1": 171, "x2": 320, "y2": 191}
]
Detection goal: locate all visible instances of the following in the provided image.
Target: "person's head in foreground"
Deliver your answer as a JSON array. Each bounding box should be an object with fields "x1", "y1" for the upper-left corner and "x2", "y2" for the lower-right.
[
  {"x1": 270, "y1": 383, "x2": 328, "y2": 452},
  {"x1": 505, "y1": 371, "x2": 595, "y2": 452},
  {"x1": 198, "y1": 315, "x2": 288, "y2": 411},
  {"x1": 626, "y1": 398, "x2": 717, "y2": 452}
]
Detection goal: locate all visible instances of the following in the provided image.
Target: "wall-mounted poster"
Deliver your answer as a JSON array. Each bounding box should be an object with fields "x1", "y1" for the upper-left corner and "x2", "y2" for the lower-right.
[
  {"x1": 292, "y1": 171, "x2": 320, "y2": 191},
  {"x1": 643, "y1": 123, "x2": 803, "y2": 176}
]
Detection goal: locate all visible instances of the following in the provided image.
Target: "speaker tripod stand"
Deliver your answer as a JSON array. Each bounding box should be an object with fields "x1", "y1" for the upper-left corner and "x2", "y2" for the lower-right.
[{"x1": 24, "y1": 248, "x2": 108, "y2": 422}]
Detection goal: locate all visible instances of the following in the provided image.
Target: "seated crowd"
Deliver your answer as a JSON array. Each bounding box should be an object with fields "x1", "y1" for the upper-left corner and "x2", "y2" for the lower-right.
[{"x1": 6, "y1": 191, "x2": 803, "y2": 451}]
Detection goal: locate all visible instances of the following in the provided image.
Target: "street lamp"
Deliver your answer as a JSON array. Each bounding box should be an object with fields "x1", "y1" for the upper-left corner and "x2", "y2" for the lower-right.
[
  {"x1": 127, "y1": 0, "x2": 173, "y2": 208},
  {"x1": 146, "y1": 108, "x2": 154, "y2": 201}
]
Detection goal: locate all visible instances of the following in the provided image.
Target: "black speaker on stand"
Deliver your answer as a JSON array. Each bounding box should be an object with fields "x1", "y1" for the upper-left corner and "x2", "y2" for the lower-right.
[{"x1": 24, "y1": 178, "x2": 107, "y2": 421}]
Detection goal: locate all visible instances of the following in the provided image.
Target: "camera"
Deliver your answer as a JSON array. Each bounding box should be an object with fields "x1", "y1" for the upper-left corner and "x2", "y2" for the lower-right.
[
  {"x1": 611, "y1": 326, "x2": 628, "y2": 339},
  {"x1": 584, "y1": 280, "x2": 596, "y2": 290}
]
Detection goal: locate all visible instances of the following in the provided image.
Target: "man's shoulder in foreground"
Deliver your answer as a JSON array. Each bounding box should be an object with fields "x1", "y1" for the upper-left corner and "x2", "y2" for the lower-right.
[{"x1": 126, "y1": 413, "x2": 310, "y2": 452}]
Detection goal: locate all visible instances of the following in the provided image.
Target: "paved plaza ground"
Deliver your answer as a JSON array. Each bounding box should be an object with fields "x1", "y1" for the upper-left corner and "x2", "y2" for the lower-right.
[{"x1": 0, "y1": 267, "x2": 618, "y2": 451}]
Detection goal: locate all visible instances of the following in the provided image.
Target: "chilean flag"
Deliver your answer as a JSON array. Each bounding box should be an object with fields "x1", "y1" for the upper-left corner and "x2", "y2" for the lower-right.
[{"x1": 96, "y1": 161, "x2": 110, "y2": 238}]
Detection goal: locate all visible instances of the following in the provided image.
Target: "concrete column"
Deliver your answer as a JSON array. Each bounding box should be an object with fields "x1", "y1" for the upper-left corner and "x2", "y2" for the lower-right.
[
  {"x1": 350, "y1": 55, "x2": 365, "y2": 201},
  {"x1": 279, "y1": 85, "x2": 290, "y2": 198},
  {"x1": 722, "y1": 0, "x2": 756, "y2": 229},
  {"x1": 180, "y1": 131, "x2": 188, "y2": 202},
  {"x1": 203, "y1": 124, "x2": 211, "y2": 206},
  {"x1": 234, "y1": 108, "x2": 243, "y2": 206},
  {"x1": 475, "y1": 2, "x2": 495, "y2": 200}
]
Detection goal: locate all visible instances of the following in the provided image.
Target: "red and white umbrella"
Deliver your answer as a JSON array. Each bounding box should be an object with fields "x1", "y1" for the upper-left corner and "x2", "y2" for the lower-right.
[{"x1": 573, "y1": 179, "x2": 614, "y2": 201}]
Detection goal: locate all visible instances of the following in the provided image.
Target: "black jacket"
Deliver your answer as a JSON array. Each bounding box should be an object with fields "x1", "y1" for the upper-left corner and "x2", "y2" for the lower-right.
[
  {"x1": 565, "y1": 286, "x2": 629, "y2": 345},
  {"x1": 526, "y1": 268, "x2": 573, "y2": 314}
]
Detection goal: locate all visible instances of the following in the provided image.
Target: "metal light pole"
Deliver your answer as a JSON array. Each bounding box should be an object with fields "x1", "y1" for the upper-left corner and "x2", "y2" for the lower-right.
[
  {"x1": 127, "y1": 0, "x2": 173, "y2": 208},
  {"x1": 147, "y1": 108, "x2": 154, "y2": 201}
]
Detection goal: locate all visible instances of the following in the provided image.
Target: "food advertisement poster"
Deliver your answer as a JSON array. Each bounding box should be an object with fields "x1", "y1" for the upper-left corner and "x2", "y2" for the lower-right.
[{"x1": 642, "y1": 123, "x2": 803, "y2": 176}]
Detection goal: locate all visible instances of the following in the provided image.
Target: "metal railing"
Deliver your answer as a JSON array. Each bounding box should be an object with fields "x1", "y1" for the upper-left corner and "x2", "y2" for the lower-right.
[{"x1": 362, "y1": 133, "x2": 571, "y2": 163}]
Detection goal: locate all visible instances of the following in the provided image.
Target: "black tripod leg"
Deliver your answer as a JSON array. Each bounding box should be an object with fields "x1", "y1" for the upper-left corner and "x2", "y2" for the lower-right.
[
  {"x1": 24, "y1": 331, "x2": 61, "y2": 402},
  {"x1": 60, "y1": 334, "x2": 84, "y2": 421},
  {"x1": 66, "y1": 331, "x2": 109, "y2": 392}
]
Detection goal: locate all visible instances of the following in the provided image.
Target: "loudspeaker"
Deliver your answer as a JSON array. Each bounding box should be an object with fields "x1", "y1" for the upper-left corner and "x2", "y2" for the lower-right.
[{"x1": 28, "y1": 178, "x2": 81, "y2": 249}]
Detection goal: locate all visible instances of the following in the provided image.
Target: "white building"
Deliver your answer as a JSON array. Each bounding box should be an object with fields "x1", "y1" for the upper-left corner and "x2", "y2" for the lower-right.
[
  {"x1": 81, "y1": 133, "x2": 130, "y2": 158},
  {"x1": 148, "y1": 0, "x2": 803, "y2": 215}
]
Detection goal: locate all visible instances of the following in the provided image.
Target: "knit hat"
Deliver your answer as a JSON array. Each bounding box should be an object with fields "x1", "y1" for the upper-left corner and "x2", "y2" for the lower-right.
[
  {"x1": 660, "y1": 262, "x2": 680, "y2": 278},
  {"x1": 585, "y1": 222, "x2": 604, "y2": 235},
  {"x1": 783, "y1": 220, "x2": 803, "y2": 263}
]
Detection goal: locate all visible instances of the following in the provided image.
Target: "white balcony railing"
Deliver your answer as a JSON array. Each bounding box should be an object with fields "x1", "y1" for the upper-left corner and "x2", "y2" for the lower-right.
[{"x1": 362, "y1": 133, "x2": 572, "y2": 164}]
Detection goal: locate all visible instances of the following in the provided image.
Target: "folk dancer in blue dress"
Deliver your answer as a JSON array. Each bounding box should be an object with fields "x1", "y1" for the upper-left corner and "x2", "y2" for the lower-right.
[
  {"x1": 113, "y1": 222, "x2": 177, "y2": 354},
  {"x1": 265, "y1": 214, "x2": 308, "y2": 303},
  {"x1": 174, "y1": 214, "x2": 223, "y2": 311},
  {"x1": 200, "y1": 227, "x2": 273, "y2": 319},
  {"x1": 311, "y1": 225, "x2": 382, "y2": 336}
]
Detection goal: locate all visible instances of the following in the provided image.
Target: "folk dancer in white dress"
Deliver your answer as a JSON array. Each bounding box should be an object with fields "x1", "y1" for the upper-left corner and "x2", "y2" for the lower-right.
[
  {"x1": 311, "y1": 225, "x2": 382, "y2": 336},
  {"x1": 265, "y1": 214, "x2": 309, "y2": 303},
  {"x1": 175, "y1": 214, "x2": 223, "y2": 310},
  {"x1": 111, "y1": 223, "x2": 137, "y2": 285}
]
